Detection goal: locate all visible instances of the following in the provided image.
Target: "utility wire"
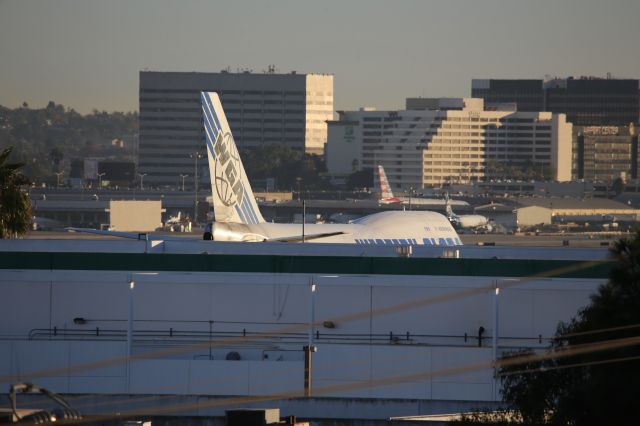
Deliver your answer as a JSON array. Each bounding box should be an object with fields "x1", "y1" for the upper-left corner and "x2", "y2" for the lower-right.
[{"x1": 25, "y1": 333, "x2": 640, "y2": 426}]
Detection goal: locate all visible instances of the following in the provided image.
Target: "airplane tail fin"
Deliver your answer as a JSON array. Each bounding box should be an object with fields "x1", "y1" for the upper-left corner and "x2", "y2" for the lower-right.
[
  {"x1": 376, "y1": 165, "x2": 395, "y2": 199},
  {"x1": 201, "y1": 92, "x2": 265, "y2": 224}
]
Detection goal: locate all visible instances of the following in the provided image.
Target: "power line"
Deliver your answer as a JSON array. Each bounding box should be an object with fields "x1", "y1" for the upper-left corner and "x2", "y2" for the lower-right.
[
  {"x1": 32, "y1": 334, "x2": 640, "y2": 426},
  {"x1": 498, "y1": 354, "x2": 640, "y2": 377}
]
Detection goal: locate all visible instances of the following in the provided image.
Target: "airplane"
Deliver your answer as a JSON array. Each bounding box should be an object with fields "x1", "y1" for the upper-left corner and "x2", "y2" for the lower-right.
[
  {"x1": 32, "y1": 216, "x2": 65, "y2": 231},
  {"x1": 201, "y1": 91, "x2": 462, "y2": 246},
  {"x1": 445, "y1": 195, "x2": 492, "y2": 232},
  {"x1": 165, "y1": 211, "x2": 182, "y2": 225},
  {"x1": 164, "y1": 211, "x2": 193, "y2": 232},
  {"x1": 374, "y1": 164, "x2": 469, "y2": 208}
]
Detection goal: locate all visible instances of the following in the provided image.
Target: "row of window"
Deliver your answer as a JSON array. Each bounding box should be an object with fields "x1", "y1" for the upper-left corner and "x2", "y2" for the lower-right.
[
  {"x1": 140, "y1": 116, "x2": 202, "y2": 122},
  {"x1": 141, "y1": 107, "x2": 202, "y2": 113},
  {"x1": 140, "y1": 89, "x2": 306, "y2": 96}
]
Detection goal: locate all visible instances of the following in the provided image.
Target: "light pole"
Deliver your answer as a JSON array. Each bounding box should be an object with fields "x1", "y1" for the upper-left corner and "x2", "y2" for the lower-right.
[
  {"x1": 492, "y1": 283, "x2": 499, "y2": 400},
  {"x1": 304, "y1": 278, "x2": 317, "y2": 397},
  {"x1": 55, "y1": 171, "x2": 64, "y2": 188},
  {"x1": 137, "y1": 173, "x2": 146, "y2": 190},
  {"x1": 97, "y1": 172, "x2": 106, "y2": 189},
  {"x1": 296, "y1": 177, "x2": 302, "y2": 201},
  {"x1": 180, "y1": 174, "x2": 189, "y2": 192},
  {"x1": 409, "y1": 187, "x2": 414, "y2": 211},
  {"x1": 189, "y1": 153, "x2": 203, "y2": 222}
]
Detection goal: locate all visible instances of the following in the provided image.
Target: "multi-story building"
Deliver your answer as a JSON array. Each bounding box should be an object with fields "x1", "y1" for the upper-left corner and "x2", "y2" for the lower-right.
[
  {"x1": 326, "y1": 98, "x2": 572, "y2": 189},
  {"x1": 470, "y1": 80, "x2": 545, "y2": 112},
  {"x1": 472, "y1": 77, "x2": 640, "y2": 126},
  {"x1": 472, "y1": 77, "x2": 640, "y2": 183},
  {"x1": 545, "y1": 78, "x2": 640, "y2": 126},
  {"x1": 138, "y1": 71, "x2": 333, "y2": 187},
  {"x1": 574, "y1": 124, "x2": 639, "y2": 182}
]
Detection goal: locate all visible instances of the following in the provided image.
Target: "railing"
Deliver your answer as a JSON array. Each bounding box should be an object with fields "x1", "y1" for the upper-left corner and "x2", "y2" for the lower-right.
[{"x1": 26, "y1": 327, "x2": 554, "y2": 349}]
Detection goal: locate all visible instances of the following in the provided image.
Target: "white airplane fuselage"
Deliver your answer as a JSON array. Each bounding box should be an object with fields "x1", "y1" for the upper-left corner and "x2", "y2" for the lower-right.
[
  {"x1": 395, "y1": 197, "x2": 469, "y2": 207},
  {"x1": 452, "y1": 214, "x2": 490, "y2": 229},
  {"x1": 210, "y1": 210, "x2": 462, "y2": 246}
]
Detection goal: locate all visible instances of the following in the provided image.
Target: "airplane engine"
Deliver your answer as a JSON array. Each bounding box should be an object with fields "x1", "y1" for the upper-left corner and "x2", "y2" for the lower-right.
[{"x1": 203, "y1": 222, "x2": 267, "y2": 242}]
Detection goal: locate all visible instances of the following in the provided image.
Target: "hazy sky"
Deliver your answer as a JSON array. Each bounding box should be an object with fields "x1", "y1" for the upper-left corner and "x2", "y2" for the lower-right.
[{"x1": 1, "y1": 0, "x2": 639, "y2": 113}]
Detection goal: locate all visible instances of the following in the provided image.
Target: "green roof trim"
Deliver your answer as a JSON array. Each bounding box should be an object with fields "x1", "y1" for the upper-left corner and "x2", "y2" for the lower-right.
[{"x1": 0, "y1": 252, "x2": 613, "y2": 279}]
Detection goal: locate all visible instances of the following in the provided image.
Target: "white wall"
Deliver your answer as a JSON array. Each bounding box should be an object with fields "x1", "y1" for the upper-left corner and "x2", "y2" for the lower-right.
[
  {"x1": 0, "y1": 269, "x2": 601, "y2": 402},
  {"x1": 326, "y1": 122, "x2": 362, "y2": 174}
]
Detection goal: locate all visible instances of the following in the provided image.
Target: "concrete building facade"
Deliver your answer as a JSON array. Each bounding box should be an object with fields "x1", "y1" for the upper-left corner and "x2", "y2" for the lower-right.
[
  {"x1": 139, "y1": 71, "x2": 333, "y2": 187},
  {"x1": 326, "y1": 99, "x2": 572, "y2": 189}
]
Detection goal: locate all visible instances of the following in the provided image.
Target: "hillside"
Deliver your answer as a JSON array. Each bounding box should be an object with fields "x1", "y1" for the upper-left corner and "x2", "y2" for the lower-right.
[{"x1": 0, "y1": 101, "x2": 138, "y2": 184}]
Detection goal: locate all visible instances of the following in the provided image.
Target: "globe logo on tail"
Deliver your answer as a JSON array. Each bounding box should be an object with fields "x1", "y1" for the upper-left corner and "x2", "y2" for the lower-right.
[{"x1": 213, "y1": 132, "x2": 245, "y2": 207}]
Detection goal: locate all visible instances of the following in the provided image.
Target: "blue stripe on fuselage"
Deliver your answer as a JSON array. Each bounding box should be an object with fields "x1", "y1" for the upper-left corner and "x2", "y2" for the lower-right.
[{"x1": 353, "y1": 238, "x2": 459, "y2": 246}]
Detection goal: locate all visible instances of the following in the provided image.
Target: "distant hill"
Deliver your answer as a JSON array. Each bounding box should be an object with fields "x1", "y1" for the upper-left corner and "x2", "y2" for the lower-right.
[{"x1": 0, "y1": 101, "x2": 138, "y2": 184}]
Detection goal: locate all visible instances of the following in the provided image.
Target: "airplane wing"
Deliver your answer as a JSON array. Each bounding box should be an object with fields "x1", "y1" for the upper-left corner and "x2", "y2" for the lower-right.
[
  {"x1": 67, "y1": 227, "x2": 345, "y2": 243},
  {"x1": 267, "y1": 231, "x2": 346, "y2": 243},
  {"x1": 66, "y1": 228, "x2": 194, "y2": 241}
]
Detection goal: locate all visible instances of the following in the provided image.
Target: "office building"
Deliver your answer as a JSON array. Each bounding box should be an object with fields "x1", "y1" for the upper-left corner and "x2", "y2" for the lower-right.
[
  {"x1": 545, "y1": 77, "x2": 640, "y2": 126},
  {"x1": 574, "y1": 124, "x2": 639, "y2": 182},
  {"x1": 470, "y1": 80, "x2": 544, "y2": 112},
  {"x1": 139, "y1": 71, "x2": 333, "y2": 187},
  {"x1": 326, "y1": 98, "x2": 572, "y2": 189},
  {"x1": 473, "y1": 77, "x2": 640, "y2": 183},
  {"x1": 472, "y1": 77, "x2": 640, "y2": 126}
]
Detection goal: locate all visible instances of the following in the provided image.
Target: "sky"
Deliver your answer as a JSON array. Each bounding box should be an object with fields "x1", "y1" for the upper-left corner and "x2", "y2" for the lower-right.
[{"x1": 1, "y1": 0, "x2": 639, "y2": 114}]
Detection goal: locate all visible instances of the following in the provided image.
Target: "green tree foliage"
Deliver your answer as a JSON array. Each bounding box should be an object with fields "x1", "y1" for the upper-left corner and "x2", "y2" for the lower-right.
[
  {"x1": 49, "y1": 146, "x2": 64, "y2": 171},
  {"x1": 0, "y1": 147, "x2": 32, "y2": 238},
  {"x1": 0, "y1": 101, "x2": 137, "y2": 184},
  {"x1": 612, "y1": 176, "x2": 625, "y2": 196},
  {"x1": 69, "y1": 158, "x2": 84, "y2": 179},
  {"x1": 239, "y1": 145, "x2": 331, "y2": 190},
  {"x1": 346, "y1": 168, "x2": 373, "y2": 190},
  {"x1": 486, "y1": 160, "x2": 553, "y2": 182},
  {"x1": 499, "y1": 231, "x2": 640, "y2": 425}
]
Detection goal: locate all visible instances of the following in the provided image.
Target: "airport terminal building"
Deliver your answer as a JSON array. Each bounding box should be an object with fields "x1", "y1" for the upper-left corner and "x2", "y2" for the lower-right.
[
  {"x1": 138, "y1": 71, "x2": 333, "y2": 187},
  {"x1": 326, "y1": 98, "x2": 572, "y2": 189}
]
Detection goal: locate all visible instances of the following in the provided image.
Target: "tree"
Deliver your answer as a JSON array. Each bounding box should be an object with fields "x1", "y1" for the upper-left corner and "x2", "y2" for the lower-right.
[
  {"x1": 612, "y1": 176, "x2": 625, "y2": 196},
  {"x1": 0, "y1": 147, "x2": 32, "y2": 238},
  {"x1": 499, "y1": 231, "x2": 640, "y2": 425},
  {"x1": 239, "y1": 145, "x2": 332, "y2": 190},
  {"x1": 49, "y1": 147, "x2": 64, "y2": 172},
  {"x1": 346, "y1": 168, "x2": 373, "y2": 190},
  {"x1": 69, "y1": 158, "x2": 84, "y2": 179},
  {"x1": 0, "y1": 102, "x2": 138, "y2": 184}
]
